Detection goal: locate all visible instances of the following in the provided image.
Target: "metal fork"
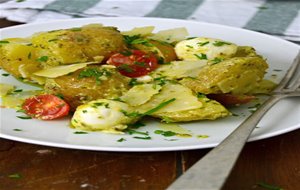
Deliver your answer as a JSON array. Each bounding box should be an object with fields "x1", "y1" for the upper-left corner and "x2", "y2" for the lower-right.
[{"x1": 167, "y1": 51, "x2": 300, "y2": 190}]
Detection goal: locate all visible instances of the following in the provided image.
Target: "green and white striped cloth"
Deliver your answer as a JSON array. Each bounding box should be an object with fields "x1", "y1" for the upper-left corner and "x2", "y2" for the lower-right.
[{"x1": 1, "y1": 0, "x2": 300, "y2": 41}]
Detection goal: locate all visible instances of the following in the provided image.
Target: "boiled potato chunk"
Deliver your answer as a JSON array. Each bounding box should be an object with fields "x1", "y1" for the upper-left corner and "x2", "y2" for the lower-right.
[
  {"x1": 180, "y1": 57, "x2": 268, "y2": 94},
  {"x1": 0, "y1": 40, "x2": 41, "y2": 81},
  {"x1": 44, "y1": 65, "x2": 131, "y2": 111},
  {"x1": 31, "y1": 25, "x2": 125, "y2": 67}
]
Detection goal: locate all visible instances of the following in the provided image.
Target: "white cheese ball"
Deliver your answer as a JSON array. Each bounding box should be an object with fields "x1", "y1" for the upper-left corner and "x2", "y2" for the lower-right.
[
  {"x1": 71, "y1": 99, "x2": 137, "y2": 133},
  {"x1": 175, "y1": 37, "x2": 238, "y2": 61}
]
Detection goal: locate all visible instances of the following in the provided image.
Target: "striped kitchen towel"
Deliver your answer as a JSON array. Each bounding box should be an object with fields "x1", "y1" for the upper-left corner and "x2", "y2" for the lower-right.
[{"x1": 1, "y1": 0, "x2": 300, "y2": 41}]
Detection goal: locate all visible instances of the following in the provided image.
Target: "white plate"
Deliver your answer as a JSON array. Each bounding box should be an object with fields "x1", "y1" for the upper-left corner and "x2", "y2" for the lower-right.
[{"x1": 0, "y1": 17, "x2": 299, "y2": 152}]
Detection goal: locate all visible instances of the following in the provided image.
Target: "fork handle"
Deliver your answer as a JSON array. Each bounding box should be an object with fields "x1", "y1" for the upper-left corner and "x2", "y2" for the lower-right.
[{"x1": 167, "y1": 95, "x2": 282, "y2": 190}]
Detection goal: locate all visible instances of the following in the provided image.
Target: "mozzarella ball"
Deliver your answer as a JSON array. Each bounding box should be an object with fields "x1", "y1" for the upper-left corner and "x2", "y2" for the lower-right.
[
  {"x1": 175, "y1": 37, "x2": 238, "y2": 61},
  {"x1": 71, "y1": 99, "x2": 137, "y2": 133}
]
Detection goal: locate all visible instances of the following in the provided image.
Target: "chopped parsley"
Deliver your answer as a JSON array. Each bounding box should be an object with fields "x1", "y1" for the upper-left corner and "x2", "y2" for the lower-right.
[
  {"x1": 194, "y1": 53, "x2": 207, "y2": 60},
  {"x1": 186, "y1": 37, "x2": 197, "y2": 40},
  {"x1": 123, "y1": 35, "x2": 153, "y2": 47},
  {"x1": 197, "y1": 41, "x2": 209, "y2": 46},
  {"x1": 2, "y1": 73, "x2": 10, "y2": 77},
  {"x1": 197, "y1": 92, "x2": 207, "y2": 98},
  {"x1": 129, "y1": 78, "x2": 141, "y2": 86},
  {"x1": 74, "y1": 131, "x2": 88, "y2": 134},
  {"x1": 55, "y1": 93, "x2": 65, "y2": 100},
  {"x1": 143, "y1": 98, "x2": 176, "y2": 116},
  {"x1": 92, "y1": 102, "x2": 109, "y2": 108},
  {"x1": 122, "y1": 98, "x2": 176, "y2": 118},
  {"x1": 0, "y1": 40, "x2": 9, "y2": 44},
  {"x1": 12, "y1": 89, "x2": 23, "y2": 93},
  {"x1": 121, "y1": 110, "x2": 142, "y2": 118},
  {"x1": 128, "y1": 121, "x2": 145, "y2": 129},
  {"x1": 120, "y1": 50, "x2": 133, "y2": 56},
  {"x1": 153, "y1": 76, "x2": 168, "y2": 86},
  {"x1": 256, "y1": 182, "x2": 283, "y2": 190},
  {"x1": 133, "y1": 136, "x2": 151, "y2": 140},
  {"x1": 125, "y1": 129, "x2": 149, "y2": 136},
  {"x1": 211, "y1": 57, "x2": 223, "y2": 65},
  {"x1": 17, "y1": 116, "x2": 32, "y2": 119},
  {"x1": 8, "y1": 173, "x2": 22, "y2": 179},
  {"x1": 48, "y1": 39, "x2": 58, "y2": 42},
  {"x1": 154, "y1": 130, "x2": 177, "y2": 137},
  {"x1": 27, "y1": 52, "x2": 32, "y2": 59},
  {"x1": 117, "y1": 138, "x2": 126, "y2": 142},
  {"x1": 36, "y1": 56, "x2": 48, "y2": 62},
  {"x1": 212, "y1": 41, "x2": 231, "y2": 46},
  {"x1": 13, "y1": 129, "x2": 23, "y2": 131},
  {"x1": 78, "y1": 68, "x2": 112, "y2": 84}
]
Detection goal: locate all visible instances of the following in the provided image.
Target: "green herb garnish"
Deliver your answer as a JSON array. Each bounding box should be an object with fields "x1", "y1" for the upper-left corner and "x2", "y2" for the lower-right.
[
  {"x1": 27, "y1": 52, "x2": 32, "y2": 59},
  {"x1": 78, "y1": 68, "x2": 111, "y2": 84},
  {"x1": 0, "y1": 40, "x2": 10, "y2": 44},
  {"x1": 128, "y1": 121, "x2": 145, "y2": 129},
  {"x1": 212, "y1": 41, "x2": 231, "y2": 46},
  {"x1": 143, "y1": 98, "x2": 176, "y2": 116},
  {"x1": 128, "y1": 78, "x2": 141, "y2": 86},
  {"x1": 256, "y1": 182, "x2": 283, "y2": 190},
  {"x1": 123, "y1": 35, "x2": 153, "y2": 47},
  {"x1": 2, "y1": 73, "x2": 10, "y2": 77},
  {"x1": 117, "y1": 138, "x2": 126, "y2": 142},
  {"x1": 13, "y1": 129, "x2": 22, "y2": 131},
  {"x1": 8, "y1": 173, "x2": 22, "y2": 179},
  {"x1": 126, "y1": 129, "x2": 149, "y2": 136},
  {"x1": 74, "y1": 131, "x2": 88, "y2": 134},
  {"x1": 17, "y1": 116, "x2": 32, "y2": 119},
  {"x1": 154, "y1": 130, "x2": 177, "y2": 137},
  {"x1": 194, "y1": 53, "x2": 207, "y2": 60},
  {"x1": 133, "y1": 136, "x2": 151, "y2": 140},
  {"x1": 36, "y1": 56, "x2": 48, "y2": 62},
  {"x1": 197, "y1": 41, "x2": 209, "y2": 46},
  {"x1": 48, "y1": 39, "x2": 58, "y2": 42},
  {"x1": 197, "y1": 92, "x2": 207, "y2": 98},
  {"x1": 211, "y1": 57, "x2": 223, "y2": 65}
]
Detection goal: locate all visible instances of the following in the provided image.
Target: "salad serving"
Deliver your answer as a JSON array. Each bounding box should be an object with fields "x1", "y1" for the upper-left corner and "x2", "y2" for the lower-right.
[{"x1": 0, "y1": 23, "x2": 276, "y2": 134}]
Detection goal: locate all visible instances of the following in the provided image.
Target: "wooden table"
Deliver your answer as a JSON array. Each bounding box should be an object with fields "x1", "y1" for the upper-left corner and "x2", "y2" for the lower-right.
[{"x1": 0, "y1": 19, "x2": 299, "y2": 190}]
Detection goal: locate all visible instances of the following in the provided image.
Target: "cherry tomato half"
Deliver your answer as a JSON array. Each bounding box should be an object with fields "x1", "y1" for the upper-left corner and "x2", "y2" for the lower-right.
[
  {"x1": 207, "y1": 94, "x2": 255, "y2": 106},
  {"x1": 107, "y1": 50, "x2": 158, "y2": 78},
  {"x1": 22, "y1": 94, "x2": 70, "y2": 120}
]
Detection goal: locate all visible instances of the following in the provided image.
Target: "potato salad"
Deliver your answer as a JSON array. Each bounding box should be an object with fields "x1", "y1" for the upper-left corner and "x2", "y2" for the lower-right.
[{"x1": 0, "y1": 24, "x2": 276, "y2": 133}]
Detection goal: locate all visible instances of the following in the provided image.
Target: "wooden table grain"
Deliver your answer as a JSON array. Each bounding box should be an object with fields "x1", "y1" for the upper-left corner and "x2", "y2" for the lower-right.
[{"x1": 0, "y1": 19, "x2": 299, "y2": 190}]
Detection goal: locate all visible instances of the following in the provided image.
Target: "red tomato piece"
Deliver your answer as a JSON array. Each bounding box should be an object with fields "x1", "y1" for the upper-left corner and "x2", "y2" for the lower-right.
[
  {"x1": 107, "y1": 50, "x2": 158, "y2": 78},
  {"x1": 207, "y1": 94, "x2": 256, "y2": 106},
  {"x1": 22, "y1": 94, "x2": 70, "y2": 120}
]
